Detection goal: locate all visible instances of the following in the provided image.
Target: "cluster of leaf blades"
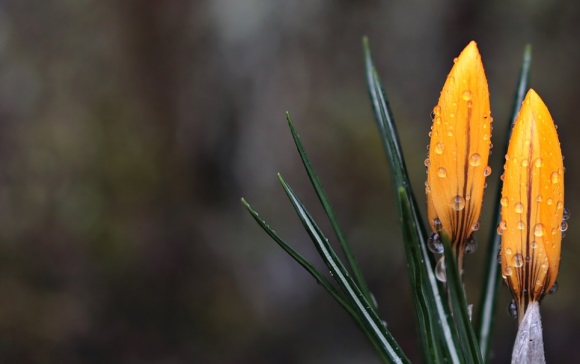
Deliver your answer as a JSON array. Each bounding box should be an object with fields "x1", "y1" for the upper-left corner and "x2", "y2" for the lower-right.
[{"x1": 242, "y1": 39, "x2": 532, "y2": 363}]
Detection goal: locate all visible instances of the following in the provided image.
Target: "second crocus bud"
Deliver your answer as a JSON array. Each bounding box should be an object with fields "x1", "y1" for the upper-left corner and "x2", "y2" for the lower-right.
[{"x1": 426, "y1": 41, "x2": 492, "y2": 277}]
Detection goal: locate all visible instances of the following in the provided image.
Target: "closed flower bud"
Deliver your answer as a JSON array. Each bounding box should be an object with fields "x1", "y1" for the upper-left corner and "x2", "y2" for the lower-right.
[
  {"x1": 500, "y1": 89, "x2": 564, "y2": 323},
  {"x1": 426, "y1": 41, "x2": 492, "y2": 272}
]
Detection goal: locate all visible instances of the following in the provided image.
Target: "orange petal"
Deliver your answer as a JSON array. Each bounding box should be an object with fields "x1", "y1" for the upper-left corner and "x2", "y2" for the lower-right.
[
  {"x1": 500, "y1": 89, "x2": 564, "y2": 322},
  {"x1": 426, "y1": 41, "x2": 491, "y2": 268}
]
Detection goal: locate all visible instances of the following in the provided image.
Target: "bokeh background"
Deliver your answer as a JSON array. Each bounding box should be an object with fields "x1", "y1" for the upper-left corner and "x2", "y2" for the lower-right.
[{"x1": 0, "y1": 1, "x2": 579, "y2": 363}]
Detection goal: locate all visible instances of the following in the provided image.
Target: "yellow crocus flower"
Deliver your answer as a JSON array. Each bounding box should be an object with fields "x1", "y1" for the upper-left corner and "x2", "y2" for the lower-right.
[
  {"x1": 499, "y1": 89, "x2": 564, "y2": 323},
  {"x1": 426, "y1": 41, "x2": 492, "y2": 274}
]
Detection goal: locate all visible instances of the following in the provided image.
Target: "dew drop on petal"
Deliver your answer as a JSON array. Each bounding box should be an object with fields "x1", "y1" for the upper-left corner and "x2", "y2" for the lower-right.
[
  {"x1": 547, "y1": 198, "x2": 553, "y2": 206},
  {"x1": 535, "y1": 158, "x2": 543, "y2": 168},
  {"x1": 503, "y1": 266, "x2": 513, "y2": 277},
  {"x1": 521, "y1": 159, "x2": 529, "y2": 167},
  {"x1": 435, "y1": 142, "x2": 445, "y2": 154},
  {"x1": 505, "y1": 247, "x2": 512, "y2": 255},
  {"x1": 452, "y1": 195, "x2": 466, "y2": 211},
  {"x1": 512, "y1": 253, "x2": 524, "y2": 268},
  {"x1": 472, "y1": 221, "x2": 480, "y2": 231},
  {"x1": 484, "y1": 166, "x2": 492, "y2": 176},
  {"x1": 462, "y1": 90, "x2": 472, "y2": 101},
  {"x1": 438, "y1": 168, "x2": 447, "y2": 178},
  {"x1": 551, "y1": 172, "x2": 559, "y2": 184},
  {"x1": 548, "y1": 281, "x2": 559, "y2": 295},
  {"x1": 561, "y1": 221, "x2": 568, "y2": 232},
  {"x1": 531, "y1": 241, "x2": 537, "y2": 249},
  {"x1": 469, "y1": 153, "x2": 481, "y2": 166},
  {"x1": 424, "y1": 158, "x2": 430, "y2": 167},
  {"x1": 500, "y1": 197, "x2": 509, "y2": 207},
  {"x1": 534, "y1": 224, "x2": 545, "y2": 237},
  {"x1": 517, "y1": 221, "x2": 525, "y2": 230},
  {"x1": 515, "y1": 202, "x2": 524, "y2": 214}
]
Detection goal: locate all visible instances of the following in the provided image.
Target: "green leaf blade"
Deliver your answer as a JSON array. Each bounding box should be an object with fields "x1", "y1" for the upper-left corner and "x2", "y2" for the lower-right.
[
  {"x1": 285, "y1": 113, "x2": 374, "y2": 309},
  {"x1": 278, "y1": 175, "x2": 410, "y2": 364}
]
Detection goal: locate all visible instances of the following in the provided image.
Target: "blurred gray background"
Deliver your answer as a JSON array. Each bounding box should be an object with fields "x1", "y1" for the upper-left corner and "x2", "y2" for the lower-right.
[{"x1": 0, "y1": 1, "x2": 579, "y2": 363}]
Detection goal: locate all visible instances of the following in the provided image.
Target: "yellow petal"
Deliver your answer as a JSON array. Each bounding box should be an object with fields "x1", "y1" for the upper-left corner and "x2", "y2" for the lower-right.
[
  {"x1": 426, "y1": 41, "x2": 491, "y2": 268},
  {"x1": 500, "y1": 89, "x2": 564, "y2": 322}
]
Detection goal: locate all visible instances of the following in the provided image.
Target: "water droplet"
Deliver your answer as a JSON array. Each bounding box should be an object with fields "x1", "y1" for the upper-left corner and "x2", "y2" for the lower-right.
[
  {"x1": 531, "y1": 241, "x2": 537, "y2": 249},
  {"x1": 508, "y1": 300, "x2": 518, "y2": 319},
  {"x1": 447, "y1": 131, "x2": 454, "y2": 137},
  {"x1": 500, "y1": 197, "x2": 509, "y2": 207},
  {"x1": 548, "y1": 281, "x2": 558, "y2": 295},
  {"x1": 551, "y1": 172, "x2": 559, "y2": 184},
  {"x1": 484, "y1": 166, "x2": 492, "y2": 176},
  {"x1": 535, "y1": 158, "x2": 543, "y2": 168},
  {"x1": 521, "y1": 159, "x2": 529, "y2": 167},
  {"x1": 534, "y1": 224, "x2": 545, "y2": 237},
  {"x1": 469, "y1": 153, "x2": 481, "y2": 166},
  {"x1": 547, "y1": 198, "x2": 553, "y2": 206},
  {"x1": 433, "y1": 105, "x2": 441, "y2": 116},
  {"x1": 503, "y1": 265, "x2": 513, "y2": 276},
  {"x1": 435, "y1": 142, "x2": 445, "y2": 154},
  {"x1": 465, "y1": 236, "x2": 477, "y2": 254},
  {"x1": 536, "y1": 195, "x2": 543, "y2": 203},
  {"x1": 433, "y1": 218, "x2": 442, "y2": 232},
  {"x1": 515, "y1": 202, "x2": 524, "y2": 214},
  {"x1": 452, "y1": 195, "x2": 466, "y2": 211},
  {"x1": 462, "y1": 90, "x2": 472, "y2": 101},
  {"x1": 435, "y1": 257, "x2": 446, "y2": 282},
  {"x1": 517, "y1": 221, "x2": 525, "y2": 230},
  {"x1": 449, "y1": 112, "x2": 455, "y2": 118},
  {"x1": 453, "y1": 57, "x2": 458, "y2": 64},
  {"x1": 557, "y1": 201, "x2": 563, "y2": 210},
  {"x1": 430, "y1": 111, "x2": 436, "y2": 119},
  {"x1": 541, "y1": 261, "x2": 548, "y2": 271},
  {"x1": 472, "y1": 221, "x2": 480, "y2": 231},
  {"x1": 438, "y1": 168, "x2": 447, "y2": 178},
  {"x1": 497, "y1": 220, "x2": 507, "y2": 235},
  {"x1": 561, "y1": 221, "x2": 568, "y2": 232},
  {"x1": 467, "y1": 100, "x2": 473, "y2": 108},
  {"x1": 505, "y1": 247, "x2": 512, "y2": 255},
  {"x1": 424, "y1": 158, "x2": 430, "y2": 167},
  {"x1": 512, "y1": 253, "x2": 524, "y2": 268},
  {"x1": 427, "y1": 233, "x2": 443, "y2": 254},
  {"x1": 563, "y1": 208, "x2": 570, "y2": 221}
]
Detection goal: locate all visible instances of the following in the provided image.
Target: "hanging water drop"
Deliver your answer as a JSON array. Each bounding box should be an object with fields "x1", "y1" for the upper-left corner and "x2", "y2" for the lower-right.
[
  {"x1": 534, "y1": 223, "x2": 545, "y2": 237},
  {"x1": 515, "y1": 202, "x2": 524, "y2": 213},
  {"x1": 438, "y1": 167, "x2": 447, "y2": 178},
  {"x1": 508, "y1": 300, "x2": 518, "y2": 319},
  {"x1": 435, "y1": 257, "x2": 446, "y2": 282},
  {"x1": 433, "y1": 218, "x2": 442, "y2": 232},
  {"x1": 472, "y1": 221, "x2": 480, "y2": 231},
  {"x1": 563, "y1": 208, "x2": 570, "y2": 221},
  {"x1": 561, "y1": 221, "x2": 568, "y2": 232},
  {"x1": 484, "y1": 166, "x2": 492, "y2": 176},
  {"x1": 427, "y1": 233, "x2": 444, "y2": 254},
  {"x1": 551, "y1": 172, "x2": 559, "y2": 184},
  {"x1": 465, "y1": 236, "x2": 477, "y2": 254},
  {"x1": 500, "y1": 197, "x2": 509, "y2": 207},
  {"x1": 548, "y1": 281, "x2": 558, "y2": 295},
  {"x1": 435, "y1": 142, "x2": 445, "y2": 154}
]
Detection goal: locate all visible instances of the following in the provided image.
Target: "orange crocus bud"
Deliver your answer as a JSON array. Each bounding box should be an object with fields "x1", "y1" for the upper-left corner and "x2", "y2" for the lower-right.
[
  {"x1": 499, "y1": 89, "x2": 564, "y2": 323},
  {"x1": 425, "y1": 41, "x2": 492, "y2": 276}
]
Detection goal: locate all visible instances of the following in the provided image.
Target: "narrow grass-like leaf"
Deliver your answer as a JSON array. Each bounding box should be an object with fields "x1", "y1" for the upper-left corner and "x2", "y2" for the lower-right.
[
  {"x1": 476, "y1": 44, "x2": 532, "y2": 361},
  {"x1": 242, "y1": 197, "x2": 395, "y2": 362},
  {"x1": 285, "y1": 113, "x2": 374, "y2": 308},
  {"x1": 278, "y1": 174, "x2": 410, "y2": 364},
  {"x1": 442, "y1": 236, "x2": 484, "y2": 364},
  {"x1": 364, "y1": 36, "x2": 462, "y2": 364},
  {"x1": 241, "y1": 198, "x2": 356, "y2": 317}
]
